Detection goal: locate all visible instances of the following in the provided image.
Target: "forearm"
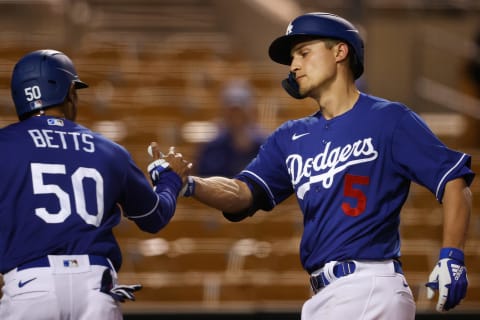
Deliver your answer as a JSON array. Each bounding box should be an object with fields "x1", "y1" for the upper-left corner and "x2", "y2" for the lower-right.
[
  {"x1": 441, "y1": 178, "x2": 472, "y2": 249},
  {"x1": 191, "y1": 176, "x2": 253, "y2": 213},
  {"x1": 133, "y1": 170, "x2": 182, "y2": 233}
]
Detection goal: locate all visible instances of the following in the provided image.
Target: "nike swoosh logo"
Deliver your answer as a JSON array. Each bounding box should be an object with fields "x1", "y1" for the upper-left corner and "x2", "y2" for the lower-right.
[
  {"x1": 18, "y1": 277, "x2": 37, "y2": 288},
  {"x1": 292, "y1": 133, "x2": 310, "y2": 141}
]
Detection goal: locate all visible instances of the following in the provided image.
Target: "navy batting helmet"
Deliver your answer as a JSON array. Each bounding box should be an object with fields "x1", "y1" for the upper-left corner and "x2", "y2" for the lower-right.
[
  {"x1": 268, "y1": 12, "x2": 364, "y2": 79},
  {"x1": 11, "y1": 49, "x2": 88, "y2": 119}
]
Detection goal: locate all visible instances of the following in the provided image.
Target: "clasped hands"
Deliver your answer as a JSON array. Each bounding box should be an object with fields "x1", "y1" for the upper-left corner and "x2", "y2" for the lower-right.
[{"x1": 147, "y1": 142, "x2": 192, "y2": 189}]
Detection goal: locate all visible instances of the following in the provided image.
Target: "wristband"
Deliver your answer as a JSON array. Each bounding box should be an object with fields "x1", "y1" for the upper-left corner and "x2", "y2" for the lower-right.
[
  {"x1": 439, "y1": 247, "x2": 464, "y2": 263},
  {"x1": 182, "y1": 176, "x2": 195, "y2": 197}
]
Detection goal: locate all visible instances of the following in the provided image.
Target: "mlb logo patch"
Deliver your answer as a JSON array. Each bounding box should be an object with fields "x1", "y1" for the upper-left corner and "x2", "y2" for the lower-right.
[
  {"x1": 29, "y1": 100, "x2": 43, "y2": 108},
  {"x1": 63, "y1": 259, "x2": 79, "y2": 267},
  {"x1": 47, "y1": 118, "x2": 64, "y2": 126}
]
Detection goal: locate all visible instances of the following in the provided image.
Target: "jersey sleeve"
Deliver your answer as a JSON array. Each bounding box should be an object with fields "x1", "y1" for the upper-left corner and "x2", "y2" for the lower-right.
[
  {"x1": 119, "y1": 153, "x2": 181, "y2": 233},
  {"x1": 391, "y1": 110, "x2": 475, "y2": 202},
  {"x1": 235, "y1": 124, "x2": 296, "y2": 211}
]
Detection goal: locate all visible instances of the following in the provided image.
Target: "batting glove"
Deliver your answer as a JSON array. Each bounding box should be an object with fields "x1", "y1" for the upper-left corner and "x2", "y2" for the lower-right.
[
  {"x1": 100, "y1": 269, "x2": 142, "y2": 303},
  {"x1": 109, "y1": 284, "x2": 143, "y2": 303},
  {"x1": 181, "y1": 175, "x2": 195, "y2": 197},
  {"x1": 147, "y1": 159, "x2": 170, "y2": 185},
  {"x1": 426, "y1": 247, "x2": 468, "y2": 312}
]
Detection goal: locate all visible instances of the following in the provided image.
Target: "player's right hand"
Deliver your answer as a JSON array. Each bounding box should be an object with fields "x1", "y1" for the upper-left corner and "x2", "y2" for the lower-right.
[
  {"x1": 425, "y1": 247, "x2": 468, "y2": 312},
  {"x1": 148, "y1": 142, "x2": 192, "y2": 185},
  {"x1": 147, "y1": 158, "x2": 170, "y2": 185}
]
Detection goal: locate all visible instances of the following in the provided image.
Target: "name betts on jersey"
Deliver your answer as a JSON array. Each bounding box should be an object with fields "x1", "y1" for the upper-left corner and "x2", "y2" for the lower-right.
[
  {"x1": 28, "y1": 128, "x2": 95, "y2": 152},
  {"x1": 287, "y1": 137, "x2": 378, "y2": 199}
]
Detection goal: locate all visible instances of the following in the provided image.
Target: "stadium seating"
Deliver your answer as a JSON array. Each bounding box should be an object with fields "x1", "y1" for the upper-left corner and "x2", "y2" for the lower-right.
[{"x1": 0, "y1": 0, "x2": 479, "y2": 314}]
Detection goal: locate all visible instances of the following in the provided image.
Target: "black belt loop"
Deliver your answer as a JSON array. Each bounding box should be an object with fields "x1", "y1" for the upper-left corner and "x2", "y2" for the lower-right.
[{"x1": 393, "y1": 259, "x2": 403, "y2": 274}]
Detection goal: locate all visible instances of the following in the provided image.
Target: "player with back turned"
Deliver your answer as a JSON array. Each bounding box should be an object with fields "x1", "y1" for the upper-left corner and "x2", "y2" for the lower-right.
[
  {"x1": 0, "y1": 50, "x2": 191, "y2": 319},
  {"x1": 151, "y1": 12, "x2": 475, "y2": 319}
]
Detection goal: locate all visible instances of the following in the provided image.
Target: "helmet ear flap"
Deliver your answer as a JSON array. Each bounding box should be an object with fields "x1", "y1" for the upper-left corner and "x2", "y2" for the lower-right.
[
  {"x1": 281, "y1": 72, "x2": 307, "y2": 100},
  {"x1": 350, "y1": 48, "x2": 364, "y2": 80}
]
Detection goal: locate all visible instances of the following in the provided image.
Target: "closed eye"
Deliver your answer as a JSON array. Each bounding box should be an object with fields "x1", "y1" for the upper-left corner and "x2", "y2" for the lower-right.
[
  {"x1": 291, "y1": 49, "x2": 309, "y2": 61},
  {"x1": 300, "y1": 49, "x2": 309, "y2": 58}
]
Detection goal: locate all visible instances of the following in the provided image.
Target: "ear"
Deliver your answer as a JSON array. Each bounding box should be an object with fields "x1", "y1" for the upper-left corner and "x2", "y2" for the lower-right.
[
  {"x1": 67, "y1": 83, "x2": 77, "y2": 102},
  {"x1": 334, "y1": 42, "x2": 349, "y2": 63},
  {"x1": 63, "y1": 83, "x2": 78, "y2": 121}
]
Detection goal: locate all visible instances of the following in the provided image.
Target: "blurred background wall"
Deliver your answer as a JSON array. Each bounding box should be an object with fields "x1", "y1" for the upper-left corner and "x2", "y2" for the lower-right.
[{"x1": 0, "y1": 0, "x2": 479, "y2": 318}]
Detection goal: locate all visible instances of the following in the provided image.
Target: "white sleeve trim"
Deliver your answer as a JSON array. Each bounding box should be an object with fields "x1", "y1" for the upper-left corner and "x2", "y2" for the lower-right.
[
  {"x1": 127, "y1": 193, "x2": 160, "y2": 219},
  {"x1": 435, "y1": 153, "x2": 467, "y2": 200}
]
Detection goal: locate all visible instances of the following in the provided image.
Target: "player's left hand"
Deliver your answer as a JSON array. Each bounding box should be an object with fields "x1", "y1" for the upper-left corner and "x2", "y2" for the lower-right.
[{"x1": 425, "y1": 247, "x2": 468, "y2": 312}]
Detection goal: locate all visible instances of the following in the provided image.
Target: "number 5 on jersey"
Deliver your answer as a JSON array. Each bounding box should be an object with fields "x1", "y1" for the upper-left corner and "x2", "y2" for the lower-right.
[{"x1": 342, "y1": 174, "x2": 369, "y2": 216}]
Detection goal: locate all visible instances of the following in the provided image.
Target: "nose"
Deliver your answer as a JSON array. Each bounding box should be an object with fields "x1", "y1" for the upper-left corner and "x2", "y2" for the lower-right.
[{"x1": 290, "y1": 57, "x2": 300, "y2": 73}]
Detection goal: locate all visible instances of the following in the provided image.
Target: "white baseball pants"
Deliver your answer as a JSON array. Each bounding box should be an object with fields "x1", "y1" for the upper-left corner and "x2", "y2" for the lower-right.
[
  {"x1": 302, "y1": 260, "x2": 416, "y2": 320},
  {"x1": 0, "y1": 255, "x2": 122, "y2": 320}
]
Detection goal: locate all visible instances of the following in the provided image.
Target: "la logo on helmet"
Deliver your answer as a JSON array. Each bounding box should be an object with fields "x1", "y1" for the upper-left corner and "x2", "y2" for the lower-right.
[{"x1": 286, "y1": 23, "x2": 293, "y2": 35}]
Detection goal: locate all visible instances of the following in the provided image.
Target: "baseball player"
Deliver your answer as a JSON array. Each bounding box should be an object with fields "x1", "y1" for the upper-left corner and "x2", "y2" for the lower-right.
[
  {"x1": 0, "y1": 50, "x2": 191, "y2": 320},
  {"x1": 154, "y1": 12, "x2": 475, "y2": 319}
]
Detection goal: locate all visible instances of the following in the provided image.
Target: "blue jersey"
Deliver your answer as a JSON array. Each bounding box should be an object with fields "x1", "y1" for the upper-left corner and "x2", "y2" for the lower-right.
[
  {"x1": 0, "y1": 116, "x2": 180, "y2": 273},
  {"x1": 237, "y1": 93, "x2": 475, "y2": 273}
]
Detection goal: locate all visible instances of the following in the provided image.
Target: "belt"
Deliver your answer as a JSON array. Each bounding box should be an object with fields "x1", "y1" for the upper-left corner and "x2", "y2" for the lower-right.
[
  {"x1": 17, "y1": 255, "x2": 111, "y2": 271},
  {"x1": 309, "y1": 260, "x2": 403, "y2": 293}
]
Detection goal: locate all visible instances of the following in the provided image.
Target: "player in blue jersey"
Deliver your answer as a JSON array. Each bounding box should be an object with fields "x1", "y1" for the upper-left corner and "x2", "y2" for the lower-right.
[
  {"x1": 0, "y1": 50, "x2": 191, "y2": 320},
  {"x1": 151, "y1": 12, "x2": 475, "y2": 319}
]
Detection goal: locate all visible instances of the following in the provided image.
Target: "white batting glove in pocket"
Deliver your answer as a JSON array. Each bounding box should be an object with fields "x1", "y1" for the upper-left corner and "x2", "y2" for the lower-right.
[
  {"x1": 425, "y1": 247, "x2": 468, "y2": 312},
  {"x1": 109, "y1": 284, "x2": 143, "y2": 302},
  {"x1": 100, "y1": 269, "x2": 142, "y2": 303}
]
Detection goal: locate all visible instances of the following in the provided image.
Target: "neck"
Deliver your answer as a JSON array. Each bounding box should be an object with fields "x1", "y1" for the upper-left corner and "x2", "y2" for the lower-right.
[
  {"x1": 34, "y1": 107, "x2": 65, "y2": 119},
  {"x1": 315, "y1": 84, "x2": 360, "y2": 120}
]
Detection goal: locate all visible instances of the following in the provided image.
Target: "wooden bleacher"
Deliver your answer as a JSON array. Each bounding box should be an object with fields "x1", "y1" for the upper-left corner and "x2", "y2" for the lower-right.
[
  {"x1": 0, "y1": 40, "x2": 479, "y2": 312},
  {"x1": 0, "y1": 1, "x2": 479, "y2": 314}
]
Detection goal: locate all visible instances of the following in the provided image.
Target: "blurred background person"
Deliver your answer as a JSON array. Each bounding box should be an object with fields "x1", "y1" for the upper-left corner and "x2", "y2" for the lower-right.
[{"x1": 195, "y1": 79, "x2": 266, "y2": 178}]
